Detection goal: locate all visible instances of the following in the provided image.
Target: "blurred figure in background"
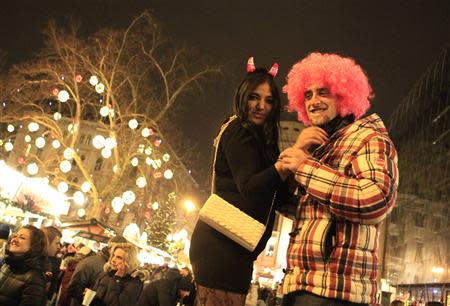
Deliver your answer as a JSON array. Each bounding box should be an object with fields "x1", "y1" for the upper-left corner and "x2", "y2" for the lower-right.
[
  {"x1": 67, "y1": 235, "x2": 128, "y2": 306},
  {"x1": 42, "y1": 226, "x2": 63, "y2": 306},
  {"x1": 137, "y1": 267, "x2": 194, "y2": 306},
  {"x1": 57, "y1": 246, "x2": 92, "y2": 306},
  {"x1": 0, "y1": 225, "x2": 48, "y2": 306},
  {"x1": 91, "y1": 242, "x2": 148, "y2": 306}
]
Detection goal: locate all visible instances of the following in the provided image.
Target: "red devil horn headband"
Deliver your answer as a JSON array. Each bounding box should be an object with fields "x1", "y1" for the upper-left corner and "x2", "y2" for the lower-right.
[
  {"x1": 246, "y1": 57, "x2": 256, "y2": 73},
  {"x1": 246, "y1": 57, "x2": 278, "y2": 78}
]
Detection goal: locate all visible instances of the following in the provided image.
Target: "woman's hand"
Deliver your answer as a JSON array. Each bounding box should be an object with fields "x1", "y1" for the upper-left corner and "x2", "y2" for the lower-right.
[
  {"x1": 294, "y1": 126, "x2": 328, "y2": 150},
  {"x1": 279, "y1": 147, "x2": 310, "y2": 173},
  {"x1": 114, "y1": 262, "x2": 127, "y2": 278}
]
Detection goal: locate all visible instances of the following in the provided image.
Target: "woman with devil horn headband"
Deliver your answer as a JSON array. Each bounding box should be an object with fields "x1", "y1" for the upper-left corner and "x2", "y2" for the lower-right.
[{"x1": 189, "y1": 58, "x2": 290, "y2": 306}]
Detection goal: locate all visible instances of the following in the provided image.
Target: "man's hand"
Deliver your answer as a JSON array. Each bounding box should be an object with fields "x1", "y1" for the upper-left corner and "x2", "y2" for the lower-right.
[
  {"x1": 279, "y1": 147, "x2": 310, "y2": 173},
  {"x1": 294, "y1": 127, "x2": 328, "y2": 150}
]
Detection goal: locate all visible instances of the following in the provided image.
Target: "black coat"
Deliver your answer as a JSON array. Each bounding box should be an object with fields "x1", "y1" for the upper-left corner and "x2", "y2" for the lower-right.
[
  {"x1": 0, "y1": 253, "x2": 47, "y2": 306},
  {"x1": 68, "y1": 248, "x2": 109, "y2": 306},
  {"x1": 91, "y1": 270, "x2": 144, "y2": 306},
  {"x1": 189, "y1": 119, "x2": 287, "y2": 294}
]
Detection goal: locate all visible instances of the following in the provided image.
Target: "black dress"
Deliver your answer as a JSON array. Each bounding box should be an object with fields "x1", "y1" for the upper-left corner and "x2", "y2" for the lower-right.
[{"x1": 189, "y1": 119, "x2": 286, "y2": 294}]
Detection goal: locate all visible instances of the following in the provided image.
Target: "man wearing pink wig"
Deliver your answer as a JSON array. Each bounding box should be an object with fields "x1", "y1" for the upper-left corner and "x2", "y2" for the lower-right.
[{"x1": 278, "y1": 52, "x2": 399, "y2": 306}]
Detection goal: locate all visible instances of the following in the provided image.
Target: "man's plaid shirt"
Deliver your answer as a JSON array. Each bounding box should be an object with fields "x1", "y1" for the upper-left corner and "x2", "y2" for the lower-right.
[{"x1": 282, "y1": 114, "x2": 399, "y2": 304}]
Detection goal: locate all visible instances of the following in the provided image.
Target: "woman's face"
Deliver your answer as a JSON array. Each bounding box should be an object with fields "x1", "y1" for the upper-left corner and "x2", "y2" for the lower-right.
[
  {"x1": 110, "y1": 248, "x2": 126, "y2": 269},
  {"x1": 9, "y1": 228, "x2": 32, "y2": 255},
  {"x1": 246, "y1": 82, "x2": 274, "y2": 126}
]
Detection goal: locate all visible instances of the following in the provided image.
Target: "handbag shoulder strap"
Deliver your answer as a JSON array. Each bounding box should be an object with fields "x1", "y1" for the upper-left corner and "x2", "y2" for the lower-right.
[
  {"x1": 210, "y1": 115, "x2": 277, "y2": 228},
  {"x1": 211, "y1": 115, "x2": 237, "y2": 194}
]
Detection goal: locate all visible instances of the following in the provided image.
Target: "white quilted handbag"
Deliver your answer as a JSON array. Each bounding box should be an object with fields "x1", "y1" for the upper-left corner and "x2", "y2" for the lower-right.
[{"x1": 198, "y1": 116, "x2": 276, "y2": 252}]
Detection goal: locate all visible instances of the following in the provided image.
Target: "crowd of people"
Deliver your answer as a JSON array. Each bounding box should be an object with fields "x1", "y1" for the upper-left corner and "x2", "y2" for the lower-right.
[{"x1": 0, "y1": 225, "x2": 195, "y2": 306}]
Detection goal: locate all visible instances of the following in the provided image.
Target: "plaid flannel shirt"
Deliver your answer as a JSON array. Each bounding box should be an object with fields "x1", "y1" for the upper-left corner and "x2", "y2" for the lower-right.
[{"x1": 282, "y1": 114, "x2": 399, "y2": 304}]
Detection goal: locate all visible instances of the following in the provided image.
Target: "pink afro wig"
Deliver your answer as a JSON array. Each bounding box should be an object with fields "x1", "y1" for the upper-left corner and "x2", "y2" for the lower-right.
[{"x1": 283, "y1": 52, "x2": 374, "y2": 125}]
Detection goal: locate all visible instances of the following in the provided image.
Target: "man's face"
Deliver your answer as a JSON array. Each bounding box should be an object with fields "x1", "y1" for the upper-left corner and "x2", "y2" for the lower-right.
[
  {"x1": 47, "y1": 236, "x2": 61, "y2": 257},
  {"x1": 304, "y1": 84, "x2": 338, "y2": 126}
]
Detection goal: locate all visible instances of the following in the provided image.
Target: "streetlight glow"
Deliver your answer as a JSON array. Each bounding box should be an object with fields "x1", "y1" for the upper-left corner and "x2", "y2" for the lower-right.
[{"x1": 184, "y1": 199, "x2": 196, "y2": 213}]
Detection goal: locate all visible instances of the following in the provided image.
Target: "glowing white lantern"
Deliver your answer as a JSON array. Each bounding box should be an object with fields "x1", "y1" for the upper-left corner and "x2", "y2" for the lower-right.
[
  {"x1": 95, "y1": 83, "x2": 105, "y2": 93},
  {"x1": 152, "y1": 202, "x2": 159, "y2": 210},
  {"x1": 144, "y1": 147, "x2": 152, "y2": 155},
  {"x1": 162, "y1": 153, "x2": 170, "y2": 162},
  {"x1": 73, "y1": 191, "x2": 85, "y2": 205},
  {"x1": 112, "y1": 197, "x2": 124, "y2": 213},
  {"x1": 104, "y1": 137, "x2": 117, "y2": 149},
  {"x1": 63, "y1": 148, "x2": 74, "y2": 160},
  {"x1": 27, "y1": 163, "x2": 39, "y2": 175},
  {"x1": 57, "y1": 182, "x2": 69, "y2": 193},
  {"x1": 113, "y1": 164, "x2": 118, "y2": 173},
  {"x1": 100, "y1": 106, "x2": 109, "y2": 117},
  {"x1": 25, "y1": 135, "x2": 32, "y2": 143},
  {"x1": 77, "y1": 208, "x2": 86, "y2": 218},
  {"x1": 92, "y1": 135, "x2": 105, "y2": 149},
  {"x1": 109, "y1": 109, "x2": 115, "y2": 117},
  {"x1": 81, "y1": 181, "x2": 91, "y2": 193},
  {"x1": 101, "y1": 148, "x2": 112, "y2": 159},
  {"x1": 128, "y1": 119, "x2": 138, "y2": 130},
  {"x1": 122, "y1": 190, "x2": 136, "y2": 205},
  {"x1": 141, "y1": 128, "x2": 150, "y2": 137},
  {"x1": 131, "y1": 157, "x2": 139, "y2": 167},
  {"x1": 58, "y1": 90, "x2": 70, "y2": 102},
  {"x1": 89, "y1": 75, "x2": 99, "y2": 86},
  {"x1": 28, "y1": 122, "x2": 39, "y2": 132},
  {"x1": 7, "y1": 125, "x2": 14, "y2": 132},
  {"x1": 35, "y1": 137, "x2": 46, "y2": 149},
  {"x1": 60, "y1": 160, "x2": 72, "y2": 173},
  {"x1": 53, "y1": 112, "x2": 62, "y2": 121},
  {"x1": 52, "y1": 140, "x2": 61, "y2": 149},
  {"x1": 4, "y1": 142, "x2": 13, "y2": 152},
  {"x1": 164, "y1": 169, "x2": 174, "y2": 180},
  {"x1": 136, "y1": 177, "x2": 146, "y2": 188}
]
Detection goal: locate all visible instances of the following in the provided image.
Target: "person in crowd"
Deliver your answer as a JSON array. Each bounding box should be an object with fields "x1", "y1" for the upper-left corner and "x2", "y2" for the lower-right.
[
  {"x1": 91, "y1": 241, "x2": 148, "y2": 306},
  {"x1": 0, "y1": 225, "x2": 48, "y2": 306},
  {"x1": 0, "y1": 223, "x2": 11, "y2": 265},
  {"x1": 189, "y1": 57, "x2": 290, "y2": 306},
  {"x1": 58, "y1": 246, "x2": 92, "y2": 306},
  {"x1": 390, "y1": 300, "x2": 405, "y2": 306},
  {"x1": 42, "y1": 226, "x2": 63, "y2": 305},
  {"x1": 179, "y1": 267, "x2": 195, "y2": 306},
  {"x1": 67, "y1": 235, "x2": 128, "y2": 306},
  {"x1": 137, "y1": 267, "x2": 194, "y2": 306},
  {"x1": 278, "y1": 52, "x2": 399, "y2": 305},
  {"x1": 245, "y1": 282, "x2": 259, "y2": 306}
]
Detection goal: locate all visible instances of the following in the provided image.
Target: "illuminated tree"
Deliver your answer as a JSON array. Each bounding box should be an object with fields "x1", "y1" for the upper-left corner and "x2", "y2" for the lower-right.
[{"x1": 0, "y1": 11, "x2": 220, "y2": 236}]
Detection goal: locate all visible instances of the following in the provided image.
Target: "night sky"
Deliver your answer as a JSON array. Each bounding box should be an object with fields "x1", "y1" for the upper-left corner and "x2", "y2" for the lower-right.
[{"x1": 2, "y1": 0, "x2": 450, "y2": 185}]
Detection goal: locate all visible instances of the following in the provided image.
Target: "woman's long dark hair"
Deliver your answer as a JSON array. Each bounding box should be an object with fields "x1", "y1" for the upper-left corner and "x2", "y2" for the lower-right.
[{"x1": 232, "y1": 68, "x2": 281, "y2": 147}]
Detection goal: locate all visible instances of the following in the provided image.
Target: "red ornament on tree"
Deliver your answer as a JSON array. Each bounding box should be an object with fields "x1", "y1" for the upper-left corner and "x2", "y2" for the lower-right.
[
  {"x1": 52, "y1": 88, "x2": 59, "y2": 96},
  {"x1": 105, "y1": 207, "x2": 111, "y2": 214},
  {"x1": 144, "y1": 211, "x2": 150, "y2": 219},
  {"x1": 17, "y1": 157, "x2": 25, "y2": 165},
  {"x1": 75, "y1": 74, "x2": 83, "y2": 83},
  {"x1": 153, "y1": 139, "x2": 162, "y2": 147},
  {"x1": 153, "y1": 172, "x2": 162, "y2": 179}
]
